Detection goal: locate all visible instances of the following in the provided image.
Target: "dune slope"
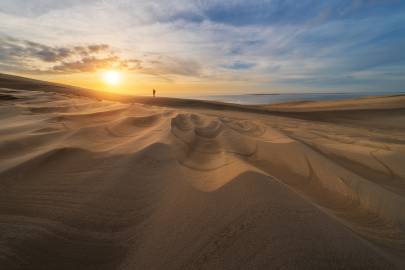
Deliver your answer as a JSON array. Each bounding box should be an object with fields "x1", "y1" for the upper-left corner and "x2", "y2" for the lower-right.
[{"x1": 1, "y1": 87, "x2": 405, "y2": 269}]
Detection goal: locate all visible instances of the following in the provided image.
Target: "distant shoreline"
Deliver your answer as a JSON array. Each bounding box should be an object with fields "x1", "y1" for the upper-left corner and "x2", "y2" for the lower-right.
[{"x1": 1, "y1": 72, "x2": 405, "y2": 111}]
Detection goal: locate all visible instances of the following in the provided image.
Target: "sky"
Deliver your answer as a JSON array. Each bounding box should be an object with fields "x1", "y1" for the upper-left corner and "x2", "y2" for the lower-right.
[{"x1": 0, "y1": 0, "x2": 405, "y2": 96}]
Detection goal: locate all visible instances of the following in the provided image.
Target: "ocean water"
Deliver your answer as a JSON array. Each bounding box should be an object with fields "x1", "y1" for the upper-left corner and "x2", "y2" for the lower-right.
[{"x1": 190, "y1": 91, "x2": 405, "y2": 105}]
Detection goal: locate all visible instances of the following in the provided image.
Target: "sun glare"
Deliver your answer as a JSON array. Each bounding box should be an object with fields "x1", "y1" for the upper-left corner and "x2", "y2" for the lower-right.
[{"x1": 102, "y1": 70, "x2": 122, "y2": 85}]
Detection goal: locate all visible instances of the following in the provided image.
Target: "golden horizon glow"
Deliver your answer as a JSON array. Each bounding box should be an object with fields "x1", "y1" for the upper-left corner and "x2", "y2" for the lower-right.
[
  {"x1": 102, "y1": 70, "x2": 122, "y2": 86},
  {"x1": 18, "y1": 71, "x2": 269, "y2": 97}
]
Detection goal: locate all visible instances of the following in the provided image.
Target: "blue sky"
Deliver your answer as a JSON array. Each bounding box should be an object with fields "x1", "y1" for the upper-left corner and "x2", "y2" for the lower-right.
[{"x1": 0, "y1": 0, "x2": 404, "y2": 94}]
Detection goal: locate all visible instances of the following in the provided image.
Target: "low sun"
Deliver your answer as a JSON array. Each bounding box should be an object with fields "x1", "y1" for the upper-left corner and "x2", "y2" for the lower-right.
[{"x1": 102, "y1": 70, "x2": 122, "y2": 85}]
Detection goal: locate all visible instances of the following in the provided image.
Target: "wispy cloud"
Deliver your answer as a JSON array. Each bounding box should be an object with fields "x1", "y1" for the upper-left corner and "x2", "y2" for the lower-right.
[
  {"x1": 0, "y1": 36, "x2": 122, "y2": 73},
  {"x1": 223, "y1": 61, "x2": 256, "y2": 70},
  {"x1": 0, "y1": 0, "x2": 405, "y2": 92},
  {"x1": 0, "y1": 36, "x2": 202, "y2": 77}
]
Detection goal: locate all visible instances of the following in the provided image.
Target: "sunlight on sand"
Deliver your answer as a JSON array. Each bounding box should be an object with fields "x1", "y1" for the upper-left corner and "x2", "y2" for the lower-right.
[{"x1": 1, "y1": 79, "x2": 405, "y2": 269}]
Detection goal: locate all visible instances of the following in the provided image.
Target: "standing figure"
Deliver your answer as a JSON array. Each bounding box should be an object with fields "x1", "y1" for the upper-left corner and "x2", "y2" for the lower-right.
[{"x1": 153, "y1": 89, "x2": 156, "y2": 98}]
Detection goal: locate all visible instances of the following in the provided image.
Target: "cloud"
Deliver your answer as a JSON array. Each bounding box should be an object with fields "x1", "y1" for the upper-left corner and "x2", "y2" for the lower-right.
[
  {"x1": 223, "y1": 61, "x2": 255, "y2": 70},
  {"x1": 52, "y1": 56, "x2": 127, "y2": 73},
  {"x1": 140, "y1": 56, "x2": 202, "y2": 76},
  {"x1": 1, "y1": 1, "x2": 405, "y2": 92},
  {"x1": 0, "y1": 36, "x2": 117, "y2": 72},
  {"x1": 0, "y1": 36, "x2": 111, "y2": 62},
  {"x1": 0, "y1": 0, "x2": 99, "y2": 17},
  {"x1": 92, "y1": 0, "x2": 401, "y2": 28},
  {"x1": 0, "y1": 36, "x2": 203, "y2": 77}
]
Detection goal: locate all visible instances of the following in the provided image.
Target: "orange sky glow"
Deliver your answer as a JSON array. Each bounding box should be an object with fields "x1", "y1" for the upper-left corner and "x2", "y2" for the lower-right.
[{"x1": 2, "y1": 1, "x2": 405, "y2": 96}]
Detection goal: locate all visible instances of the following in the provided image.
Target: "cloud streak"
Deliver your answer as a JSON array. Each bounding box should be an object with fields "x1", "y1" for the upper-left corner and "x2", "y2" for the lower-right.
[
  {"x1": 0, "y1": 35, "x2": 204, "y2": 79},
  {"x1": 0, "y1": 37, "x2": 117, "y2": 72},
  {"x1": 0, "y1": 0, "x2": 405, "y2": 92}
]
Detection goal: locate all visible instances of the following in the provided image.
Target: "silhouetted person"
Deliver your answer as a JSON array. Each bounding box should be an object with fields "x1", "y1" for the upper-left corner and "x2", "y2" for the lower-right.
[{"x1": 153, "y1": 89, "x2": 156, "y2": 98}]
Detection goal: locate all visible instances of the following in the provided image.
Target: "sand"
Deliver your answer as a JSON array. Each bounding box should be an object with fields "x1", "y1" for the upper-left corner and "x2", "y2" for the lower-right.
[{"x1": 1, "y1": 77, "x2": 405, "y2": 269}]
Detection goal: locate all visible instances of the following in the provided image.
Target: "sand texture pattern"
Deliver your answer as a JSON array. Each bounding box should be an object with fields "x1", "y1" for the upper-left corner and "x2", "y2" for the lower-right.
[{"x1": 1, "y1": 85, "x2": 405, "y2": 269}]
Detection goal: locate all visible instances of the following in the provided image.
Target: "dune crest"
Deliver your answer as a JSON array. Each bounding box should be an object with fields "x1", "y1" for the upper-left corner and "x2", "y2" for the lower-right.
[{"x1": 1, "y1": 87, "x2": 405, "y2": 269}]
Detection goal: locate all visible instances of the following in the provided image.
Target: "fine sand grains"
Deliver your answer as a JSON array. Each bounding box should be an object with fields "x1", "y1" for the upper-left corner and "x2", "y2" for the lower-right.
[{"x1": 1, "y1": 88, "x2": 405, "y2": 269}]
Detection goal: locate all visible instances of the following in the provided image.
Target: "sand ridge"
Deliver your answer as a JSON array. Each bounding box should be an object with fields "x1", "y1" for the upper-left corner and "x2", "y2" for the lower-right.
[{"x1": 1, "y1": 87, "x2": 405, "y2": 269}]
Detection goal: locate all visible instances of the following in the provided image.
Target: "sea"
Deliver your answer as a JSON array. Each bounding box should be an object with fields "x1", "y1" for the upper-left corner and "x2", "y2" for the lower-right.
[{"x1": 189, "y1": 91, "x2": 405, "y2": 105}]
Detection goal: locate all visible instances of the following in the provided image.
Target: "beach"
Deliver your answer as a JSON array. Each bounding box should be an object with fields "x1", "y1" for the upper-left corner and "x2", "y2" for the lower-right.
[{"x1": 1, "y1": 76, "x2": 405, "y2": 269}]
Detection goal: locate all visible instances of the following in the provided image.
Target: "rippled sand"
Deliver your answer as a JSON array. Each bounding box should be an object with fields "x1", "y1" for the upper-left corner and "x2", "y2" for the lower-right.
[{"x1": 1, "y1": 85, "x2": 405, "y2": 269}]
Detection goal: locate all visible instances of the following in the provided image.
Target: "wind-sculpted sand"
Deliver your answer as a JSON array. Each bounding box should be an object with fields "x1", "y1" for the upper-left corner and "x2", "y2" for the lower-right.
[{"x1": 1, "y1": 86, "x2": 405, "y2": 269}]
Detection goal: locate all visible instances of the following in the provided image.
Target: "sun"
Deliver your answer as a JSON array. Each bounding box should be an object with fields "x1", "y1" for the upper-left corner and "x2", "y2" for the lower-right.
[{"x1": 102, "y1": 70, "x2": 122, "y2": 85}]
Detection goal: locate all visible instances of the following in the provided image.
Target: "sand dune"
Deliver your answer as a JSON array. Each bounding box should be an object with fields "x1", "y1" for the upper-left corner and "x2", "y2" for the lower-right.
[{"x1": 1, "y1": 84, "x2": 405, "y2": 269}]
